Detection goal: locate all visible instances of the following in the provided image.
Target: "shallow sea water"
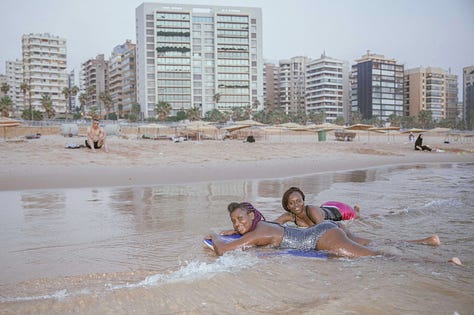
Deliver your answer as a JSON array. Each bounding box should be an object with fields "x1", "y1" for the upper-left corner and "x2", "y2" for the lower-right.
[{"x1": 1, "y1": 163, "x2": 473, "y2": 314}]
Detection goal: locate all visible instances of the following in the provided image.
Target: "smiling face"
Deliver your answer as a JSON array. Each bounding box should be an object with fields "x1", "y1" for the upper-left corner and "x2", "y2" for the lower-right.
[
  {"x1": 286, "y1": 191, "x2": 305, "y2": 215},
  {"x1": 229, "y1": 207, "x2": 254, "y2": 234}
]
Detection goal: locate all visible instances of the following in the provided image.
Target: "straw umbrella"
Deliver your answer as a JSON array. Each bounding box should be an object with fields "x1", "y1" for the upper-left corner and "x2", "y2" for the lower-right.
[
  {"x1": 345, "y1": 123, "x2": 374, "y2": 141},
  {"x1": 368, "y1": 126, "x2": 400, "y2": 142},
  {"x1": 234, "y1": 119, "x2": 264, "y2": 126}
]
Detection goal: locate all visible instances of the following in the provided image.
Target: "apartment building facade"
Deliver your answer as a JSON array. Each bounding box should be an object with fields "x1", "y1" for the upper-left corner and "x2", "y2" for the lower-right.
[
  {"x1": 120, "y1": 44, "x2": 137, "y2": 115},
  {"x1": 22, "y1": 33, "x2": 68, "y2": 116},
  {"x1": 108, "y1": 40, "x2": 136, "y2": 117},
  {"x1": 80, "y1": 54, "x2": 108, "y2": 117},
  {"x1": 464, "y1": 65, "x2": 474, "y2": 129},
  {"x1": 404, "y1": 66, "x2": 458, "y2": 121},
  {"x1": 351, "y1": 52, "x2": 404, "y2": 122},
  {"x1": 305, "y1": 53, "x2": 349, "y2": 122},
  {"x1": 135, "y1": 3, "x2": 263, "y2": 118},
  {"x1": 279, "y1": 56, "x2": 309, "y2": 115},
  {"x1": 4, "y1": 60, "x2": 23, "y2": 115},
  {"x1": 263, "y1": 62, "x2": 280, "y2": 110}
]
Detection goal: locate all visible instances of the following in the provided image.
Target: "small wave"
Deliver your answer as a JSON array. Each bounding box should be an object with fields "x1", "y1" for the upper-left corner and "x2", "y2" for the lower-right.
[
  {"x1": 109, "y1": 251, "x2": 260, "y2": 290},
  {"x1": 402, "y1": 198, "x2": 464, "y2": 215},
  {"x1": 0, "y1": 289, "x2": 69, "y2": 303},
  {"x1": 420, "y1": 199, "x2": 464, "y2": 210},
  {"x1": 0, "y1": 253, "x2": 259, "y2": 303}
]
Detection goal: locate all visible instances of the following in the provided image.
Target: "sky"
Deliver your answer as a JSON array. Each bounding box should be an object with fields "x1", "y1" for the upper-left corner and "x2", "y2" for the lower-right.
[{"x1": 1, "y1": 0, "x2": 473, "y2": 92}]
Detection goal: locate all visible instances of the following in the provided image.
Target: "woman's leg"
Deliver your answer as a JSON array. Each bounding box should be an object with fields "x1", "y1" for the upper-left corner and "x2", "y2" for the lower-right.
[
  {"x1": 406, "y1": 235, "x2": 440, "y2": 246},
  {"x1": 317, "y1": 228, "x2": 379, "y2": 258},
  {"x1": 337, "y1": 223, "x2": 371, "y2": 246}
]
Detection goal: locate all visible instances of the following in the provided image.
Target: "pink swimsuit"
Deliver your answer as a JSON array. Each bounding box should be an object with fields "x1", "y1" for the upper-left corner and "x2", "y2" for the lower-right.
[{"x1": 320, "y1": 201, "x2": 357, "y2": 220}]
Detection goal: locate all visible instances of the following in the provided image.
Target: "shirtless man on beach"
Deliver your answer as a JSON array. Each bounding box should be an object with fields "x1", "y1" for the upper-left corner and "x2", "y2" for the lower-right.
[{"x1": 85, "y1": 119, "x2": 109, "y2": 153}]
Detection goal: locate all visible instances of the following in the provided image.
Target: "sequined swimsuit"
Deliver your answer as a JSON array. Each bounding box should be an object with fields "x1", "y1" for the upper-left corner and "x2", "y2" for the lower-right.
[{"x1": 279, "y1": 221, "x2": 338, "y2": 250}]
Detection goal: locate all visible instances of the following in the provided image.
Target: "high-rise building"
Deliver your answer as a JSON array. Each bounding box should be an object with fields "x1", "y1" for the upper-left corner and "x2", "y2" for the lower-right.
[
  {"x1": 121, "y1": 44, "x2": 137, "y2": 115},
  {"x1": 263, "y1": 62, "x2": 280, "y2": 110},
  {"x1": 279, "y1": 56, "x2": 309, "y2": 115},
  {"x1": 5, "y1": 60, "x2": 23, "y2": 115},
  {"x1": 305, "y1": 53, "x2": 349, "y2": 123},
  {"x1": 464, "y1": 66, "x2": 474, "y2": 130},
  {"x1": 135, "y1": 3, "x2": 263, "y2": 119},
  {"x1": 404, "y1": 66, "x2": 458, "y2": 121},
  {"x1": 108, "y1": 40, "x2": 136, "y2": 117},
  {"x1": 445, "y1": 73, "x2": 459, "y2": 121},
  {"x1": 22, "y1": 33, "x2": 68, "y2": 116},
  {"x1": 351, "y1": 52, "x2": 404, "y2": 122},
  {"x1": 81, "y1": 54, "x2": 108, "y2": 117}
]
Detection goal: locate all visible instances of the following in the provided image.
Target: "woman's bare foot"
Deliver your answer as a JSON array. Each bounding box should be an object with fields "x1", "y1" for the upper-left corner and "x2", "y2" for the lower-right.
[
  {"x1": 407, "y1": 234, "x2": 440, "y2": 246},
  {"x1": 449, "y1": 257, "x2": 462, "y2": 266}
]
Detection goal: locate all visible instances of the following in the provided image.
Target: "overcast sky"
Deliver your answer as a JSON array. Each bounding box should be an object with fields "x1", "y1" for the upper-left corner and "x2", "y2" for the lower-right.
[{"x1": 1, "y1": 0, "x2": 473, "y2": 87}]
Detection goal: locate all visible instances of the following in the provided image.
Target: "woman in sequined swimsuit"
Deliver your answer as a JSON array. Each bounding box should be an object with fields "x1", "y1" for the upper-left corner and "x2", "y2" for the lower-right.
[{"x1": 207, "y1": 202, "x2": 378, "y2": 257}]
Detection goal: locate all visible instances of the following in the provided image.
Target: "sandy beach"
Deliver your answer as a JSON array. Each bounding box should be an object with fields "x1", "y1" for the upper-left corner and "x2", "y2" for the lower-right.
[
  {"x1": 1, "y1": 127, "x2": 474, "y2": 315},
  {"x1": 1, "y1": 127, "x2": 473, "y2": 191}
]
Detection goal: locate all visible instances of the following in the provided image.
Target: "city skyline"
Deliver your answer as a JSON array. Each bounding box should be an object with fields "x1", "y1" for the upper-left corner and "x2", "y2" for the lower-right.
[{"x1": 0, "y1": 0, "x2": 473, "y2": 94}]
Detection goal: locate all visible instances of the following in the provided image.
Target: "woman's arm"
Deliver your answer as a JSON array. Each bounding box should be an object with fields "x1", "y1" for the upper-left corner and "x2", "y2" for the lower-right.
[
  {"x1": 273, "y1": 212, "x2": 293, "y2": 225},
  {"x1": 210, "y1": 232, "x2": 261, "y2": 256},
  {"x1": 219, "y1": 229, "x2": 238, "y2": 235}
]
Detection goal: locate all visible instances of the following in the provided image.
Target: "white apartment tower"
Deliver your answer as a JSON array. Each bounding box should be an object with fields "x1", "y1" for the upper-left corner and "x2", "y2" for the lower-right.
[
  {"x1": 22, "y1": 33, "x2": 68, "y2": 116},
  {"x1": 5, "y1": 60, "x2": 23, "y2": 115},
  {"x1": 305, "y1": 53, "x2": 350, "y2": 122},
  {"x1": 136, "y1": 3, "x2": 263, "y2": 118},
  {"x1": 81, "y1": 54, "x2": 108, "y2": 117},
  {"x1": 108, "y1": 40, "x2": 136, "y2": 117},
  {"x1": 279, "y1": 56, "x2": 309, "y2": 114}
]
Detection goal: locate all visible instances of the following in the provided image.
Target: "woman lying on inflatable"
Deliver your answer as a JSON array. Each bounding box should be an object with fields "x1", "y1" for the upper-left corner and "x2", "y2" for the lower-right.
[
  {"x1": 206, "y1": 202, "x2": 462, "y2": 264},
  {"x1": 274, "y1": 186, "x2": 439, "y2": 246},
  {"x1": 220, "y1": 186, "x2": 440, "y2": 247}
]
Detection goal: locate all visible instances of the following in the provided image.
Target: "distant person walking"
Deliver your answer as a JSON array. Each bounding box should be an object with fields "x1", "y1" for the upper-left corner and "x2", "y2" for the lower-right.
[
  {"x1": 414, "y1": 134, "x2": 432, "y2": 151},
  {"x1": 408, "y1": 132, "x2": 415, "y2": 142}
]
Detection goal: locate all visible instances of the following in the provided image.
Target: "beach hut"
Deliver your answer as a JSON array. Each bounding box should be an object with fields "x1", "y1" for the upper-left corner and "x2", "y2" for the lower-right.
[
  {"x1": 138, "y1": 123, "x2": 168, "y2": 140},
  {"x1": 0, "y1": 117, "x2": 21, "y2": 140}
]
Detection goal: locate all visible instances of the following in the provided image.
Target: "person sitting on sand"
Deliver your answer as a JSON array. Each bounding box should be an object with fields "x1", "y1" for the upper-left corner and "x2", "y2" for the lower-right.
[
  {"x1": 414, "y1": 134, "x2": 432, "y2": 151},
  {"x1": 273, "y1": 186, "x2": 440, "y2": 246},
  {"x1": 85, "y1": 119, "x2": 109, "y2": 153},
  {"x1": 206, "y1": 202, "x2": 462, "y2": 265}
]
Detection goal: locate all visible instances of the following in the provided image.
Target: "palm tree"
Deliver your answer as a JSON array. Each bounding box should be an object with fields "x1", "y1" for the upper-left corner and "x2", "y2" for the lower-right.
[
  {"x1": 20, "y1": 81, "x2": 31, "y2": 120},
  {"x1": 62, "y1": 87, "x2": 71, "y2": 120},
  {"x1": 155, "y1": 101, "x2": 172, "y2": 121},
  {"x1": 213, "y1": 93, "x2": 221, "y2": 108},
  {"x1": 41, "y1": 94, "x2": 55, "y2": 119},
  {"x1": 186, "y1": 106, "x2": 201, "y2": 121},
  {"x1": 0, "y1": 96, "x2": 13, "y2": 117},
  {"x1": 78, "y1": 93, "x2": 87, "y2": 117},
  {"x1": 99, "y1": 92, "x2": 113, "y2": 119},
  {"x1": 1, "y1": 83, "x2": 10, "y2": 95},
  {"x1": 70, "y1": 85, "x2": 79, "y2": 117},
  {"x1": 417, "y1": 110, "x2": 433, "y2": 129}
]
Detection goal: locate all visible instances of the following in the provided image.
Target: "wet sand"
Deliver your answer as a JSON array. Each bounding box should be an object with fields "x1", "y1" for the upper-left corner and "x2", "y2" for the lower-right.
[{"x1": 1, "y1": 131, "x2": 473, "y2": 190}]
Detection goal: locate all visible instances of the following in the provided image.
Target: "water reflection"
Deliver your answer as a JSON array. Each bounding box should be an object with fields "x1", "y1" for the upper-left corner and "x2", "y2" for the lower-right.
[{"x1": 3, "y1": 163, "x2": 469, "y2": 284}]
